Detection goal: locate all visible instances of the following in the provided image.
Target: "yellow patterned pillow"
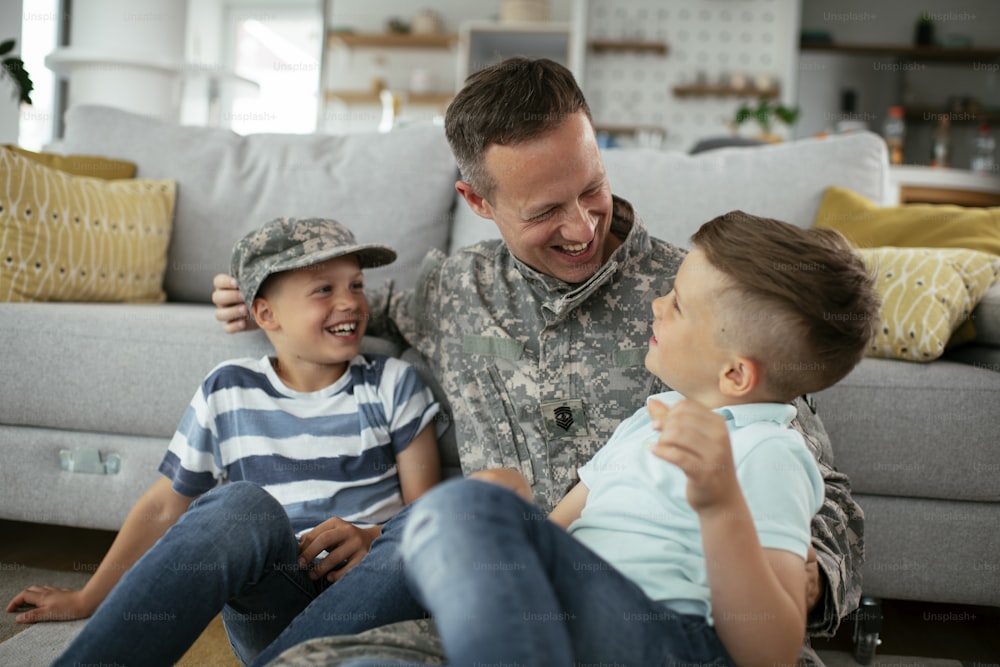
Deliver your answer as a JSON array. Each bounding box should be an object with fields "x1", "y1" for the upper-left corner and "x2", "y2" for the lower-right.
[
  {"x1": 858, "y1": 247, "x2": 1000, "y2": 361},
  {"x1": 0, "y1": 147, "x2": 176, "y2": 303}
]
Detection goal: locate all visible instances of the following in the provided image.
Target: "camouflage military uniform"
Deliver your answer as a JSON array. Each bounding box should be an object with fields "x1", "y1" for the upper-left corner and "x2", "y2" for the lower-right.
[{"x1": 320, "y1": 196, "x2": 863, "y2": 667}]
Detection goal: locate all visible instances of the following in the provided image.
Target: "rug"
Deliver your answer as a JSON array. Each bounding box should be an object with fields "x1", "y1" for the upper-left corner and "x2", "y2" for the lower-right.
[{"x1": 0, "y1": 565, "x2": 238, "y2": 666}]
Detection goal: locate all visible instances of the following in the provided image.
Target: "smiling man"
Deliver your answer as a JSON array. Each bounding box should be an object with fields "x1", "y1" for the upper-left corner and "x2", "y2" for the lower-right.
[{"x1": 213, "y1": 58, "x2": 861, "y2": 666}]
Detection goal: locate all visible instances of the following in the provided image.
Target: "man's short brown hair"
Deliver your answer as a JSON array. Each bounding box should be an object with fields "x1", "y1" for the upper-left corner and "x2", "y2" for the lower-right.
[
  {"x1": 444, "y1": 57, "x2": 592, "y2": 200},
  {"x1": 691, "y1": 211, "x2": 880, "y2": 401}
]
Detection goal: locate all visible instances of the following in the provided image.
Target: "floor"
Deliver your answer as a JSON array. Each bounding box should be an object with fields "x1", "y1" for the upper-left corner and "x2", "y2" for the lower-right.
[{"x1": 2, "y1": 519, "x2": 998, "y2": 665}]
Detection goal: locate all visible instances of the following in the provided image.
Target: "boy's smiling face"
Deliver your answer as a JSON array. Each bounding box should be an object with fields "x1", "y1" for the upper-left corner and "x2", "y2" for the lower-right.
[
  {"x1": 253, "y1": 254, "x2": 367, "y2": 391},
  {"x1": 645, "y1": 248, "x2": 735, "y2": 406}
]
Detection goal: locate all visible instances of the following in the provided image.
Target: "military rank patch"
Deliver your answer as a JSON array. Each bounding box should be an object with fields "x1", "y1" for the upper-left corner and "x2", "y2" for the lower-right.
[{"x1": 540, "y1": 399, "x2": 589, "y2": 440}]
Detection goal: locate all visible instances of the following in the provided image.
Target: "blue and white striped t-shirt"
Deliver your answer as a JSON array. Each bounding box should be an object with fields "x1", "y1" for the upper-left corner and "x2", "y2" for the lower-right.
[{"x1": 158, "y1": 353, "x2": 439, "y2": 536}]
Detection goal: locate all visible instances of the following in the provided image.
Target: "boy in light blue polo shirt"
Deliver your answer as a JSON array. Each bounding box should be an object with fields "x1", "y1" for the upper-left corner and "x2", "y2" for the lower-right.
[{"x1": 387, "y1": 211, "x2": 881, "y2": 667}]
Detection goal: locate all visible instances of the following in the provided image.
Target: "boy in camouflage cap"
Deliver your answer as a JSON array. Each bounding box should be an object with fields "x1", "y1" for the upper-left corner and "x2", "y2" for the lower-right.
[{"x1": 43, "y1": 217, "x2": 441, "y2": 667}]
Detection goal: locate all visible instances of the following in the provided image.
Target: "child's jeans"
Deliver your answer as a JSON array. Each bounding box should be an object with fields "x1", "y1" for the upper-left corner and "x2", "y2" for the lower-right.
[
  {"x1": 52, "y1": 481, "x2": 423, "y2": 667},
  {"x1": 392, "y1": 478, "x2": 736, "y2": 667}
]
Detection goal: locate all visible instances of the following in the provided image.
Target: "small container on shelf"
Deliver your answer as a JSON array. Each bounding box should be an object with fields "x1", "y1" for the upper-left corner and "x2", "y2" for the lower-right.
[
  {"x1": 971, "y1": 123, "x2": 996, "y2": 174},
  {"x1": 883, "y1": 106, "x2": 906, "y2": 165}
]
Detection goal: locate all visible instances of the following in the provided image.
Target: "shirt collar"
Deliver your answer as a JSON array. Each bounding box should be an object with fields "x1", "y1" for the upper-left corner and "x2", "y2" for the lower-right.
[
  {"x1": 646, "y1": 391, "x2": 797, "y2": 428},
  {"x1": 505, "y1": 195, "x2": 651, "y2": 316}
]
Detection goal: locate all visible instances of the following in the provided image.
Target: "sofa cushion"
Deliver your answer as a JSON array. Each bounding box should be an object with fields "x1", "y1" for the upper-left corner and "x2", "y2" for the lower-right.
[
  {"x1": 857, "y1": 247, "x2": 1000, "y2": 361},
  {"x1": 973, "y1": 281, "x2": 1000, "y2": 348},
  {"x1": 62, "y1": 106, "x2": 459, "y2": 303},
  {"x1": 0, "y1": 147, "x2": 176, "y2": 303},
  {"x1": 815, "y1": 185, "x2": 1000, "y2": 255},
  {"x1": 816, "y1": 357, "x2": 1000, "y2": 502},
  {"x1": 449, "y1": 131, "x2": 892, "y2": 252},
  {"x1": 0, "y1": 302, "x2": 404, "y2": 439}
]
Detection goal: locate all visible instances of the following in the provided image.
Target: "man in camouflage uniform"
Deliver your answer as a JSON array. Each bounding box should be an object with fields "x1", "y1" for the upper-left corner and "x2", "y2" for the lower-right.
[{"x1": 217, "y1": 58, "x2": 861, "y2": 667}]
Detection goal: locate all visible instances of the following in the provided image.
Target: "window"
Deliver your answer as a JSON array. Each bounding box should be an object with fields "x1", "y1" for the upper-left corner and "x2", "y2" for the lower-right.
[
  {"x1": 17, "y1": 0, "x2": 60, "y2": 150},
  {"x1": 223, "y1": 6, "x2": 322, "y2": 134}
]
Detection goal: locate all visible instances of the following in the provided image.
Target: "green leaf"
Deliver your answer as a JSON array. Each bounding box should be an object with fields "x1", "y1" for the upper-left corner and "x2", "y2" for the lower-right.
[
  {"x1": 0, "y1": 40, "x2": 14, "y2": 57},
  {"x1": 2, "y1": 57, "x2": 33, "y2": 105}
]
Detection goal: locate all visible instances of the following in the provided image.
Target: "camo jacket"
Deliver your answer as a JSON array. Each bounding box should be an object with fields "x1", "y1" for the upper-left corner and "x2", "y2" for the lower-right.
[{"x1": 368, "y1": 196, "x2": 863, "y2": 643}]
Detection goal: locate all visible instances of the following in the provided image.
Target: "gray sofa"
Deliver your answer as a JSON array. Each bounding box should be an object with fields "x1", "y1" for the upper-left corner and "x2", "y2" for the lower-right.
[{"x1": 1, "y1": 105, "x2": 998, "y2": 619}]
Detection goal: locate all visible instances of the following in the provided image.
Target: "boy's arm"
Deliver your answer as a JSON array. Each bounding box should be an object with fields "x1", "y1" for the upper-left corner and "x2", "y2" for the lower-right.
[
  {"x1": 6, "y1": 477, "x2": 194, "y2": 623},
  {"x1": 648, "y1": 398, "x2": 806, "y2": 667},
  {"x1": 301, "y1": 412, "x2": 440, "y2": 584},
  {"x1": 547, "y1": 481, "x2": 589, "y2": 529},
  {"x1": 396, "y1": 423, "x2": 440, "y2": 503}
]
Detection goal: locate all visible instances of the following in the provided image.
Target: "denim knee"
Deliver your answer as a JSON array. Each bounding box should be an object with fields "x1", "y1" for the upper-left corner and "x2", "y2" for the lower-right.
[
  {"x1": 401, "y1": 478, "x2": 525, "y2": 558},
  {"x1": 185, "y1": 481, "x2": 292, "y2": 544}
]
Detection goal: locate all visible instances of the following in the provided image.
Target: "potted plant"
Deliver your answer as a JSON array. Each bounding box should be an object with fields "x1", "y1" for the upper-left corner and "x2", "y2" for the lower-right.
[
  {"x1": 733, "y1": 98, "x2": 799, "y2": 143},
  {"x1": 1, "y1": 38, "x2": 33, "y2": 105}
]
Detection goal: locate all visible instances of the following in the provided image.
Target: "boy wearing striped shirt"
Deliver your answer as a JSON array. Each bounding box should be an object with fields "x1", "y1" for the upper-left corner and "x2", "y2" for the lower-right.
[{"x1": 17, "y1": 218, "x2": 441, "y2": 666}]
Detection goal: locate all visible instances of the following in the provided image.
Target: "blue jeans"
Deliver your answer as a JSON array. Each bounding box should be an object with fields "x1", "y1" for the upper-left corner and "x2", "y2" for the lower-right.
[
  {"x1": 52, "y1": 481, "x2": 423, "y2": 667},
  {"x1": 392, "y1": 478, "x2": 735, "y2": 667}
]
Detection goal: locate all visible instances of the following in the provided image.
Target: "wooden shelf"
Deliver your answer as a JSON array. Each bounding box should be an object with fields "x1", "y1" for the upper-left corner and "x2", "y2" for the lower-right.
[
  {"x1": 327, "y1": 32, "x2": 458, "y2": 50},
  {"x1": 672, "y1": 84, "x2": 780, "y2": 99},
  {"x1": 800, "y1": 42, "x2": 1000, "y2": 62},
  {"x1": 325, "y1": 90, "x2": 453, "y2": 106},
  {"x1": 588, "y1": 39, "x2": 668, "y2": 55},
  {"x1": 902, "y1": 107, "x2": 1000, "y2": 123}
]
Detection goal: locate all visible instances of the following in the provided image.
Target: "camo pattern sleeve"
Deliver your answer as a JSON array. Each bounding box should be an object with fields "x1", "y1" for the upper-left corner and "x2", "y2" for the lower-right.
[
  {"x1": 389, "y1": 197, "x2": 685, "y2": 512},
  {"x1": 793, "y1": 395, "x2": 866, "y2": 638}
]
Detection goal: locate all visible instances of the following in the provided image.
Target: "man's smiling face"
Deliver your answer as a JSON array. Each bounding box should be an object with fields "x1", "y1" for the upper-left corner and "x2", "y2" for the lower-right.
[{"x1": 476, "y1": 111, "x2": 618, "y2": 284}]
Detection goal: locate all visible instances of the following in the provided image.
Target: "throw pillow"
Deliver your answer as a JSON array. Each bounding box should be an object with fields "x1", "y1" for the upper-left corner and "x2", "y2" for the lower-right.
[
  {"x1": 0, "y1": 147, "x2": 176, "y2": 303},
  {"x1": 3, "y1": 144, "x2": 136, "y2": 179},
  {"x1": 815, "y1": 186, "x2": 1000, "y2": 256},
  {"x1": 858, "y1": 247, "x2": 1000, "y2": 361}
]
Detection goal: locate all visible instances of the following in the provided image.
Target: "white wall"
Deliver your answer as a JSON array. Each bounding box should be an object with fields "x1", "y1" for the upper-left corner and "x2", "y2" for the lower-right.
[{"x1": 0, "y1": 0, "x2": 25, "y2": 143}]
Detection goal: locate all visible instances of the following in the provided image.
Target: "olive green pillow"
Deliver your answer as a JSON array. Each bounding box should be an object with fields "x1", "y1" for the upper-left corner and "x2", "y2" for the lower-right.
[
  {"x1": 816, "y1": 186, "x2": 1000, "y2": 256},
  {"x1": 3, "y1": 144, "x2": 136, "y2": 180}
]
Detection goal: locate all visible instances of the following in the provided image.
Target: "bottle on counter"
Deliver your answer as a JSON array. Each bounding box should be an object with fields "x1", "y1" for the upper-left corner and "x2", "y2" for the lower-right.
[
  {"x1": 930, "y1": 115, "x2": 951, "y2": 168},
  {"x1": 971, "y1": 123, "x2": 996, "y2": 174},
  {"x1": 883, "y1": 106, "x2": 906, "y2": 165}
]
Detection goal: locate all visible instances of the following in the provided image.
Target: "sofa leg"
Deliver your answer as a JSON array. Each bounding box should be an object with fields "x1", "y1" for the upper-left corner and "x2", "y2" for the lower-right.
[{"x1": 851, "y1": 596, "x2": 883, "y2": 665}]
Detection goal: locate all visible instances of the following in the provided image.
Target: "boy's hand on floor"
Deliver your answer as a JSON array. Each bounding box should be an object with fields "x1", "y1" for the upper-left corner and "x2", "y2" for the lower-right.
[
  {"x1": 647, "y1": 398, "x2": 740, "y2": 513},
  {"x1": 298, "y1": 518, "x2": 381, "y2": 583},
  {"x1": 6, "y1": 585, "x2": 95, "y2": 624}
]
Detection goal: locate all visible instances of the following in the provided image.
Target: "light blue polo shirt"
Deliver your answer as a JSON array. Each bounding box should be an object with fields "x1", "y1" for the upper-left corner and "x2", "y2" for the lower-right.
[{"x1": 568, "y1": 391, "x2": 824, "y2": 623}]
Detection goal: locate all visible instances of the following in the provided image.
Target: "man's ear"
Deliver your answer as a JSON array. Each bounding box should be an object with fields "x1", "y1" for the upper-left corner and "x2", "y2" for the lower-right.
[
  {"x1": 251, "y1": 298, "x2": 280, "y2": 332},
  {"x1": 719, "y1": 355, "x2": 759, "y2": 399},
  {"x1": 455, "y1": 180, "x2": 494, "y2": 220}
]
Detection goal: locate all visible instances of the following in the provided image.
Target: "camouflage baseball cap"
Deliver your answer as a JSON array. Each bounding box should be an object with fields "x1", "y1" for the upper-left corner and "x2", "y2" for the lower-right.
[{"x1": 231, "y1": 217, "x2": 397, "y2": 310}]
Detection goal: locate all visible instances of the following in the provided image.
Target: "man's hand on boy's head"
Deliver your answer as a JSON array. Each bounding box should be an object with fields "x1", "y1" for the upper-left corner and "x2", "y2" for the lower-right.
[
  {"x1": 298, "y1": 517, "x2": 381, "y2": 583},
  {"x1": 212, "y1": 273, "x2": 258, "y2": 333},
  {"x1": 647, "y1": 399, "x2": 740, "y2": 514}
]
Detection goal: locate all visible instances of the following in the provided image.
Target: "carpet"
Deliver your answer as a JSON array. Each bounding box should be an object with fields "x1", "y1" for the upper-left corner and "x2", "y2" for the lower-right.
[
  {"x1": 0, "y1": 565, "x2": 239, "y2": 666},
  {"x1": 0, "y1": 567, "x2": 970, "y2": 667}
]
